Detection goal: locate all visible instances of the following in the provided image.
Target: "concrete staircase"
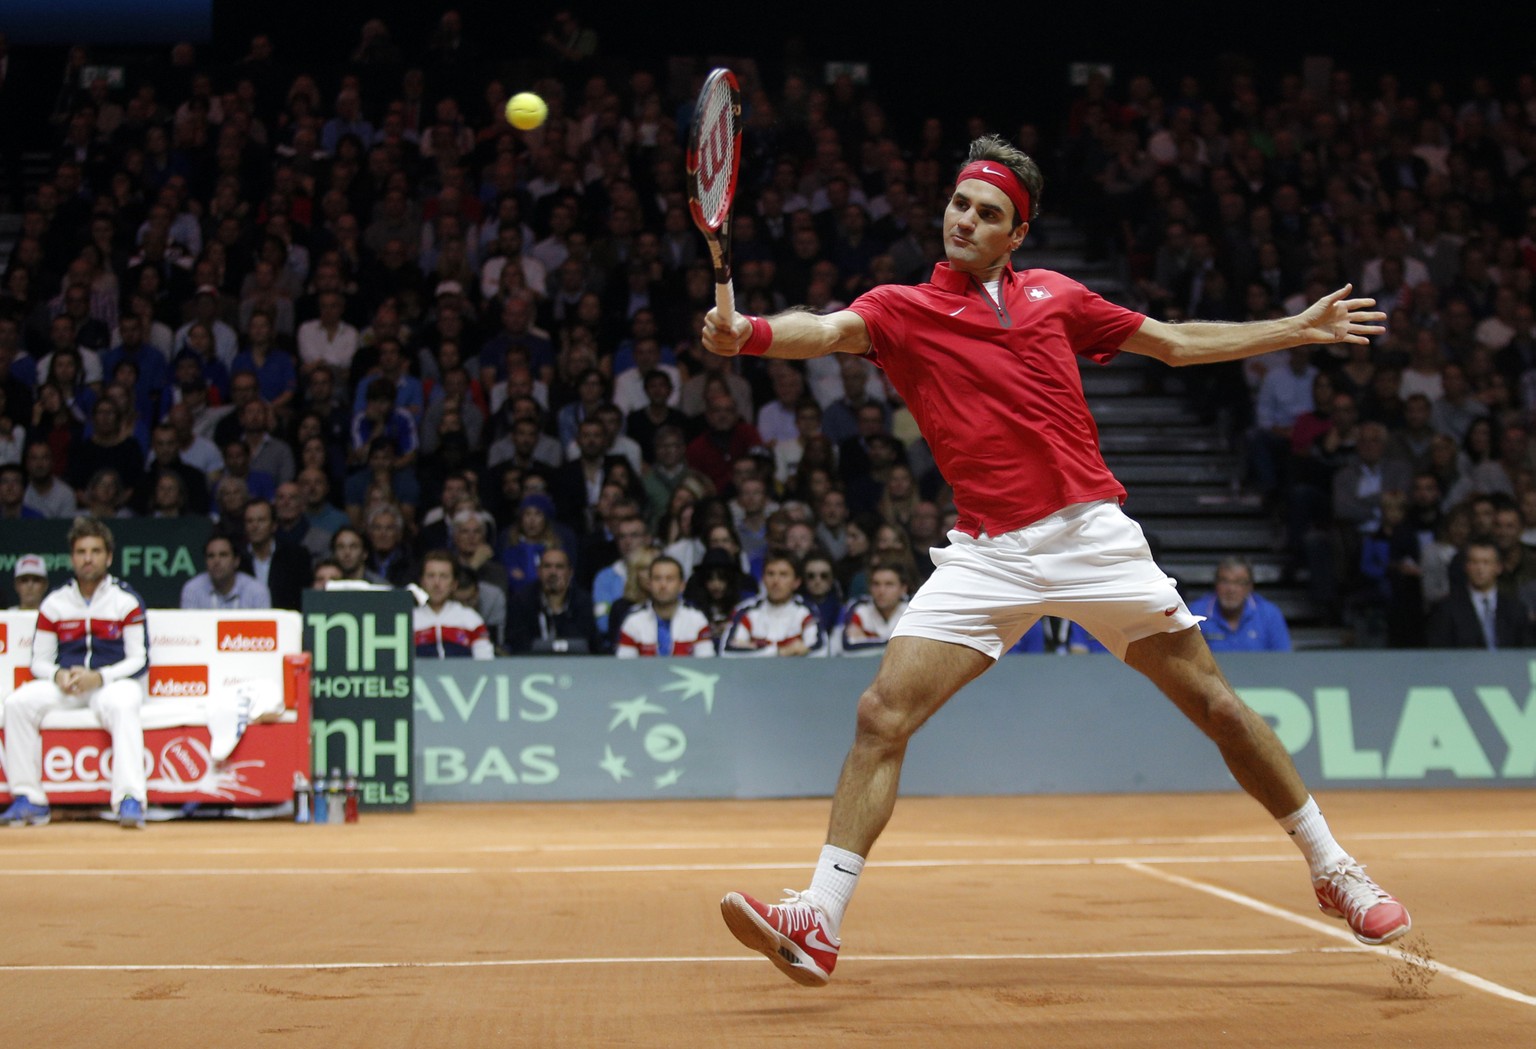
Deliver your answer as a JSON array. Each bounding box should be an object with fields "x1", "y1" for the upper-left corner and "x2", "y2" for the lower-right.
[{"x1": 1014, "y1": 217, "x2": 1347, "y2": 650}]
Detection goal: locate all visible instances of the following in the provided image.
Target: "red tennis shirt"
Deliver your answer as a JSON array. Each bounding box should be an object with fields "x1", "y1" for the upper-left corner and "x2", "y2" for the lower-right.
[{"x1": 847, "y1": 262, "x2": 1147, "y2": 538}]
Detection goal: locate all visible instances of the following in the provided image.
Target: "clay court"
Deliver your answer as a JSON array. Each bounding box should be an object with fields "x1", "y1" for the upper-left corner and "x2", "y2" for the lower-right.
[{"x1": 5, "y1": 789, "x2": 1533, "y2": 1048}]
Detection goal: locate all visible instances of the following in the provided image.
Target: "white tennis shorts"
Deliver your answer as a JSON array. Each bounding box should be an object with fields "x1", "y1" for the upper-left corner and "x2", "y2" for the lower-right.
[{"x1": 891, "y1": 499, "x2": 1202, "y2": 660}]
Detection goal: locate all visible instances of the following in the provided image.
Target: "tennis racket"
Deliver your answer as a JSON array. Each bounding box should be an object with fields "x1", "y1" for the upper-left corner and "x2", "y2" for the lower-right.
[{"x1": 687, "y1": 67, "x2": 743, "y2": 326}]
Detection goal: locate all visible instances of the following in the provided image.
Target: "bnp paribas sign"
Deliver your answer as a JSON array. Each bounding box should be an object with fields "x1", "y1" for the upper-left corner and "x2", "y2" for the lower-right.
[
  {"x1": 1236, "y1": 657, "x2": 1536, "y2": 782},
  {"x1": 413, "y1": 663, "x2": 736, "y2": 800},
  {"x1": 406, "y1": 651, "x2": 1536, "y2": 803}
]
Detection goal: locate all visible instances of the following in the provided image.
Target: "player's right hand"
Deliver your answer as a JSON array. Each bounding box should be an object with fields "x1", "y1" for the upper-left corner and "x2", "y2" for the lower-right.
[{"x1": 702, "y1": 309, "x2": 752, "y2": 357}]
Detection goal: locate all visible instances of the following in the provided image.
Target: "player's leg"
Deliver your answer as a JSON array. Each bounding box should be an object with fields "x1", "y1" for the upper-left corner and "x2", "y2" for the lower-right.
[
  {"x1": 89, "y1": 679, "x2": 148, "y2": 820},
  {"x1": 2, "y1": 680, "x2": 76, "y2": 822},
  {"x1": 1123, "y1": 625, "x2": 1410, "y2": 945},
  {"x1": 826, "y1": 635, "x2": 994, "y2": 854},
  {"x1": 721, "y1": 634, "x2": 995, "y2": 986},
  {"x1": 1048, "y1": 503, "x2": 1305, "y2": 813},
  {"x1": 1122, "y1": 625, "x2": 1304, "y2": 816},
  {"x1": 722, "y1": 526, "x2": 1035, "y2": 984},
  {"x1": 1059, "y1": 498, "x2": 1410, "y2": 947}
]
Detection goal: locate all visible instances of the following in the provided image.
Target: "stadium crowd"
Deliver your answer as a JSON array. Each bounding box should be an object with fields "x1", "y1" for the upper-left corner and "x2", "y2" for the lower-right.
[{"x1": 3, "y1": 12, "x2": 1535, "y2": 654}]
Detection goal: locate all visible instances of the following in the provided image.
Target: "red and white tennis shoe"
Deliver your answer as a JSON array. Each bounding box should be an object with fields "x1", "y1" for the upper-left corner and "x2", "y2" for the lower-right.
[
  {"x1": 1313, "y1": 861, "x2": 1411, "y2": 945},
  {"x1": 721, "y1": 889, "x2": 839, "y2": 986}
]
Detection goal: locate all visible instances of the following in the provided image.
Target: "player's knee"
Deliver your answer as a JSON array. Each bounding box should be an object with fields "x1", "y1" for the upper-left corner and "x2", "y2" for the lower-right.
[
  {"x1": 1197, "y1": 688, "x2": 1252, "y2": 744},
  {"x1": 854, "y1": 683, "x2": 919, "y2": 747}
]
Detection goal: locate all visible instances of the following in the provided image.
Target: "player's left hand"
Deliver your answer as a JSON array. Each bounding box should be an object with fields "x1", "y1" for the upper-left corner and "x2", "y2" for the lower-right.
[{"x1": 1298, "y1": 284, "x2": 1386, "y2": 345}]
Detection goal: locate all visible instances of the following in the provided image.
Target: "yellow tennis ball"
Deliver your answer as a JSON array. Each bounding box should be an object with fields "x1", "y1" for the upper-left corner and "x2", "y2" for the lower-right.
[{"x1": 505, "y1": 92, "x2": 548, "y2": 130}]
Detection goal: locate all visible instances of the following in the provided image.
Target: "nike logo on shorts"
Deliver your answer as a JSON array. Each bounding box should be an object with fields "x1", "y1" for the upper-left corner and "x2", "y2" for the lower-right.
[
  {"x1": 948, "y1": 306, "x2": 965, "y2": 316},
  {"x1": 1163, "y1": 608, "x2": 1177, "y2": 616}
]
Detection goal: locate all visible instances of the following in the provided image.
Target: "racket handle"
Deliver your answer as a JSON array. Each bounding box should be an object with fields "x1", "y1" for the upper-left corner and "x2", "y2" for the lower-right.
[{"x1": 715, "y1": 280, "x2": 736, "y2": 326}]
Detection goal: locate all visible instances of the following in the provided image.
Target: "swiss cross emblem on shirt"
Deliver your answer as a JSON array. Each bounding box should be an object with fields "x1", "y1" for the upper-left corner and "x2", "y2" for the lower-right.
[{"x1": 1024, "y1": 286, "x2": 1052, "y2": 301}]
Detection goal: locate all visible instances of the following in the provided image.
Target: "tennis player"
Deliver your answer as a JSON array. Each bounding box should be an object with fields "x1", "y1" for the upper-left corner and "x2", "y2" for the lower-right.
[{"x1": 704, "y1": 134, "x2": 1410, "y2": 987}]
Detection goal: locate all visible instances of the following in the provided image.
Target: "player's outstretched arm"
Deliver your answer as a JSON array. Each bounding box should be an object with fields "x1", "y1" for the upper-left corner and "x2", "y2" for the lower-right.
[
  {"x1": 702, "y1": 306, "x2": 871, "y2": 360},
  {"x1": 1119, "y1": 284, "x2": 1385, "y2": 367}
]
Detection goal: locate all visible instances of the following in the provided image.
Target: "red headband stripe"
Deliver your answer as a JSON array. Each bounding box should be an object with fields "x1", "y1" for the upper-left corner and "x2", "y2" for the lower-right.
[{"x1": 956, "y1": 160, "x2": 1031, "y2": 223}]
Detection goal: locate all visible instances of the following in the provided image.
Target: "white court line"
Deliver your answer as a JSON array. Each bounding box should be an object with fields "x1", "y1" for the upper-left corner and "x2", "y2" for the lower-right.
[
  {"x1": 0, "y1": 858, "x2": 1286, "y2": 877},
  {"x1": 875, "y1": 828, "x2": 1536, "y2": 848},
  {"x1": 5, "y1": 827, "x2": 1535, "y2": 858},
  {"x1": 1392, "y1": 849, "x2": 1536, "y2": 861},
  {"x1": 1122, "y1": 861, "x2": 1536, "y2": 1009},
  {"x1": 2, "y1": 867, "x2": 483, "y2": 877},
  {"x1": 10, "y1": 849, "x2": 1536, "y2": 877},
  {"x1": 476, "y1": 828, "x2": 1536, "y2": 852},
  {"x1": 10, "y1": 853, "x2": 1534, "y2": 1004},
  {"x1": 0, "y1": 946, "x2": 1369, "y2": 975}
]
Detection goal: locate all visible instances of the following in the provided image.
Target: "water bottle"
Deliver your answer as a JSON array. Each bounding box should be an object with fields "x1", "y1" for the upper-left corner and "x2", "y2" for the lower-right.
[
  {"x1": 343, "y1": 774, "x2": 359, "y2": 824},
  {"x1": 312, "y1": 769, "x2": 329, "y2": 824},
  {"x1": 292, "y1": 771, "x2": 311, "y2": 824},
  {"x1": 326, "y1": 768, "x2": 345, "y2": 825}
]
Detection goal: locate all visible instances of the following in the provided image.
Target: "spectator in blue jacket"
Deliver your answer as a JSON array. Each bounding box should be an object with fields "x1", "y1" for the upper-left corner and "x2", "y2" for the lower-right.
[{"x1": 1189, "y1": 557, "x2": 1293, "y2": 652}]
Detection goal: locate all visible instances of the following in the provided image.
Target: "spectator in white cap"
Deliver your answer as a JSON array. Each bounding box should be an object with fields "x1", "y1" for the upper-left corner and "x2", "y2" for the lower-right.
[
  {"x1": 9, "y1": 554, "x2": 49, "y2": 611},
  {"x1": 428, "y1": 280, "x2": 478, "y2": 328}
]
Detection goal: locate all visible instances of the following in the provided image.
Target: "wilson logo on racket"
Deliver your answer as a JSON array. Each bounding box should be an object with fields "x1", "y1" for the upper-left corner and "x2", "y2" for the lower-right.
[{"x1": 699, "y1": 107, "x2": 733, "y2": 192}]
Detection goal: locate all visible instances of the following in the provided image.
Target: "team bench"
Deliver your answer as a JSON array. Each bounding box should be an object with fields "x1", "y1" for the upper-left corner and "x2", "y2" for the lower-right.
[{"x1": 0, "y1": 610, "x2": 311, "y2": 807}]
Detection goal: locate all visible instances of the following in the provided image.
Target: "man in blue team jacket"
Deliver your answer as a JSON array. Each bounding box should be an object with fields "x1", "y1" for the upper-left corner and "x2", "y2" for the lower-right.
[{"x1": 1188, "y1": 556, "x2": 1292, "y2": 652}]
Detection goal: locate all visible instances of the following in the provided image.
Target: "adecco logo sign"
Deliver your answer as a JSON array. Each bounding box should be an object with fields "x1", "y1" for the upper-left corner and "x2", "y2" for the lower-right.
[
  {"x1": 148, "y1": 665, "x2": 209, "y2": 698},
  {"x1": 158, "y1": 736, "x2": 211, "y2": 785},
  {"x1": 0, "y1": 622, "x2": 8, "y2": 655},
  {"x1": 218, "y1": 620, "x2": 278, "y2": 652}
]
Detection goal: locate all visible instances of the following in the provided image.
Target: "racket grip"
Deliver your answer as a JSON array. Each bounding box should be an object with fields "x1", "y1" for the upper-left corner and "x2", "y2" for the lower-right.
[{"x1": 715, "y1": 280, "x2": 736, "y2": 326}]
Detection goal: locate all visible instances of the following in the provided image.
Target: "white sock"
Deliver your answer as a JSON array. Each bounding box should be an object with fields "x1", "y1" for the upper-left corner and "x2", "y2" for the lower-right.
[
  {"x1": 806, "y1": 844, "x2": 864, "y2": 939},
  {"x1": 1278, "y1": 796, "x2": 1351, "y2": 877}
]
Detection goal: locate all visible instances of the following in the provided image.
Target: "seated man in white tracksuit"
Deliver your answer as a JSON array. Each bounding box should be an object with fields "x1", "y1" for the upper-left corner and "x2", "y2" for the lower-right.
[
  {"x1": 413, "y1": 551, "x2": 495, "y2": 659},
  {"x1": 721, "y1": 553, "x2": 824, "y2": 657},
  {"x1": 616, "y1": 556, "x2": 716, "y2": 658},
  {"x1": 833, "y1": 561, "x2": 911, "y2": 656},
  {"x1": 2, "y1": 517, "x2": 150, "y2": 828}
]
